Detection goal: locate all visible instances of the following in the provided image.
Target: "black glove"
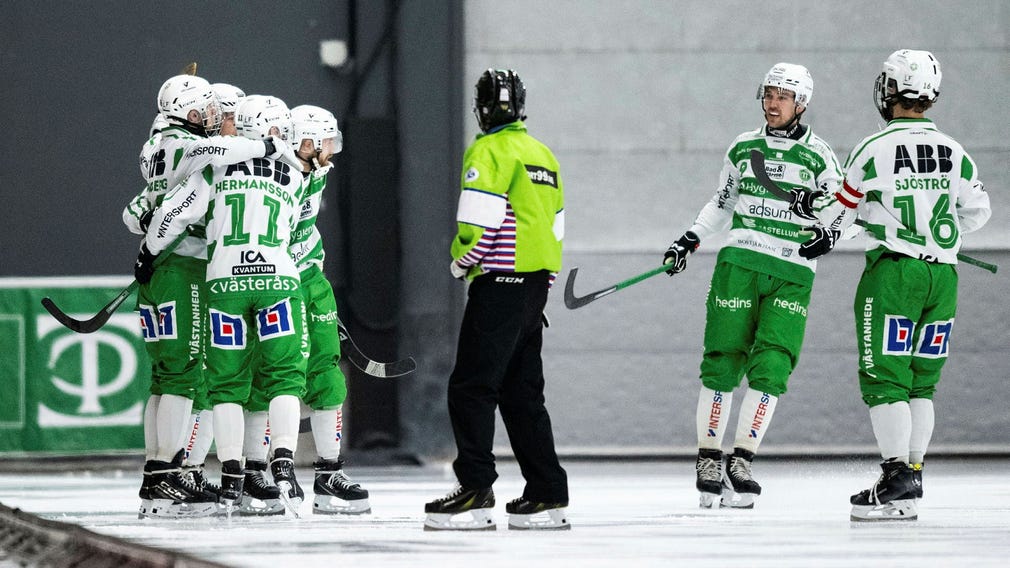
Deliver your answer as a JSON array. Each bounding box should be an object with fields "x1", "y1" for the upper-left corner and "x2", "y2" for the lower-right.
[
  {"x1": 798, "y1": 225, "x2": 840, "y2": 260},
  {"x1": 134, "y1": 243, "x2": 158, "y2": 284},
  {"x1": 139, "y1": 209, "x2": 154, "y2": 233},
  {"x1": 789, "y1": 189, "x2": 824, "y2": 221},
  {"x1": 663, "y1": 231, "x2": 701, "y2": 275}
]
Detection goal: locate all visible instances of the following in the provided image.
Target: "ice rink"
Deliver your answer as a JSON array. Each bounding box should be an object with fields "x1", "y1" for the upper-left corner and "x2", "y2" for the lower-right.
[{"x1": 2, "y1": 457, "x2": 1009, "y2": 567}]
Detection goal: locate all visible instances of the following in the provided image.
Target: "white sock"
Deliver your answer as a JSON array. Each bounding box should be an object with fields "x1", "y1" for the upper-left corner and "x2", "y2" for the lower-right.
[
  {"x1": 696, "y1": 387, "x2": 732, "y2": 451},
  {"x1": 213, "y1": 403, "x2": 245, "y2": 463},
  {"x1": 144, "y1": 395, "x2": 160, "y2": 461},
  {"x1": 243, "y1": 411, "x2": 270, "y2": 462},
  {"x1": 869, "y1": 401, "x2": 911, "y2": 463},
  {"x1": 909, "y1": 398, "x2": 935, "y2": 464},
  {"x1": 733, "y1": 389, "x2": 778, "y2": 454},
  {"x1": 155, "y1": 394, "x2": 194, "y2": 463},
  {"x1": 184, "y1": 409, "x2": 215, "y2": 466},
  {"x1": 310, "y1": 408, "x2": 343, "y2": 461},
  {"x1": 269, "y1": 395, "x2": 301, "y2": 453}
]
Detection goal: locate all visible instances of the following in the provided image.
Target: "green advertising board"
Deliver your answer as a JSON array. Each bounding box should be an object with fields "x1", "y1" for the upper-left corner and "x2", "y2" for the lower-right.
[{"x1": 0, "y1": 277, "x2": 150, "y2": 454}]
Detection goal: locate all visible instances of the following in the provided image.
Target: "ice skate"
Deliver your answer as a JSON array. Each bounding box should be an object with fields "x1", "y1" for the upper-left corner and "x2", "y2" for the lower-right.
[
  {"x1": 146, "y1": 460, "x2": 218, "y2": 518},
  {"x1": 219, "y1": 459, "x2": 245, "y2": 519},
  {"x1": 312, "y1": 458, "x2": 371, "y2": 515},
  {"x1": 850, "y1": 459, "x2": 918, "y2": 522},
  {"x1": 182, "y1": 464, "x2": 224, "y2": 514},
  {"x1": 695, "y1": 449, "x2": 723, "y2": 508},
  {"x1": 138, "y1": 461, "x2": 153, "y2": 519},
  {"x1": 721, "y1": 448, "x2": 761, "y2": 509},
  {"x1": 238, "y1": 460, "x2": 284, "y2": 516},
  {"x1": 270, "y1": 448, "x2": 304, "y2": 517},
  {"x1": 505, "y1": 497, "x2": 570, "y2": 530},
  {"x1": 423, "y1": 484, "x2": 496, "y2": 531}
]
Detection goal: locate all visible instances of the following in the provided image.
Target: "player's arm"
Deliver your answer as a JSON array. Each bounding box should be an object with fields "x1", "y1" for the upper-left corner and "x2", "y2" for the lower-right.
[
  {"x1": 955, "y1": 154, "x2": 991, "y2": 234},
  {"x1": 144, "y1": 170, "x2": 210, "y2": 255},
  {"x1": 122, "y1": 185, "x2": 155, "y2": 235},
  {"x1": 688, "y1": 155, "x2": 739, "y2": 241}
]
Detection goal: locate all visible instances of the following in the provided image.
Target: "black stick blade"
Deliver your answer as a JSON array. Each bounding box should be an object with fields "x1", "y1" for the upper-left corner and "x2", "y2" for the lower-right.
[
  {"x1": 41, "y1": 289, "x2": 132, "y2": 334},
  {"x1": 337, "y1": 323, "x2": 417, "y2": 378},
  {"x1": 563, "y1": 267, "x2": 617, "y2": 310}
]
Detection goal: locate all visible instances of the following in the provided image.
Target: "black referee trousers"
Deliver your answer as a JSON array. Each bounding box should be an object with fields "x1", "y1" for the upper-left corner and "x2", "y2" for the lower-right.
[{"x1": 448, "y1": 270, "x2": 568, "y2": 503}]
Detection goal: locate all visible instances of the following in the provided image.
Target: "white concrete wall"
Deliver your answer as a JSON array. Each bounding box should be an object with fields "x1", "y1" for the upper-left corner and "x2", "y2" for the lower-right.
[{"x1": 463, "y1": 1, "x2": 1010, "y2": 454}]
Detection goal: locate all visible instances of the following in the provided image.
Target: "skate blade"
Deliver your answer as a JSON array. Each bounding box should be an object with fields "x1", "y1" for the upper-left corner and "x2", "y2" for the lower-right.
[
  {"x1": 239, "y1": 496, "x2": 286, "y2": 516},
  {"x1": 312, "y1": 496, "x2": 371, "y2": 515},
  {"x1": 423, "y1": 509, "x2": 496, "y2": 531},
  {"x1": 850, "y1": 499, "x2": 918, "y2": 522},
  {"x1": 276, "y1": 482, "x2": 303, "y2": 518},
  {"x1": 699, "y1": 492, "x2": 721, "y2": 509},
  {"x1": 147, "y1": 499, "x2": 217, "y2": 519},
  {"x1": 720, "y1": 490, "x2": 757, "y2": 509},
  {"x1": 507, "y1": 508, "x2": 571, "y2": 531},
  {"x1": 138, "y1": 499, "x2": 153, "y2": 520}
]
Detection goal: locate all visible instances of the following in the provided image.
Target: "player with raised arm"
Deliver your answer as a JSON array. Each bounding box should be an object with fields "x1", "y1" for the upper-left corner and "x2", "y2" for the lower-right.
[
  {"x1": 798, "y1": 50, "x2": 990, "y2": 521},
  {"x1": 137, "y1": 94, "x2": 309, "y2": 517},
  {"x1": 128, "y1": 73, "x2": 299, "y2": 518},
  {"x1": 661, "y1": 63, "x2": 842, "y2": 509}
]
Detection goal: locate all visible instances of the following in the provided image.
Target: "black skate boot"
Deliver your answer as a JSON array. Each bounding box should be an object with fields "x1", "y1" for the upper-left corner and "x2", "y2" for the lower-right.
[
  {"x1": 147, "y1": 460, "x2": 217, "y2": 518},
  {"x1": 695, "y1": 449, "x2": 723, "y2": 508},
  {"x1": 182, "y1": 464, "x2": 224, "y2": 506},
  {"x1": 911, "y1": 462, "x2": 923, "y2": 500},
  {"x1": 722, "y1": 448, "x2": 761, "y2": 509},
  {"x1": 270, "y1": 448, "x2": 304, "y2": 516},
  {"x1": 312, "y1": 458, "x2": 371, "y2": 515},
  {"x1": 238, "y1": 460, "x2": 284, "y2": 516},
  {"x1": 423, "y1": 484, "x2": 496, "y2": 531},
  {"x1": 850, "y1": 459, "x2": 918, "y2": 522},
  {"x1": 219, "y1": 459, "x2": 245, "y2": 517},
  {"x1": 506, "y1": 496, "x2": 570, "y2": 531}
]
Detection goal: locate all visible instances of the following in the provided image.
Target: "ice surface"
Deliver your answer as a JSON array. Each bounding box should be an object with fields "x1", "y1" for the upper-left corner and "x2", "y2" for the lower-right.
[{"x1": 2, "y1": 458, "x2": 1009, "y2": 567}]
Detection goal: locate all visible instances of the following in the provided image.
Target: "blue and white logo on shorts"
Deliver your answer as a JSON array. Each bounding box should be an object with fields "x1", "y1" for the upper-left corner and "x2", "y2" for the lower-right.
[
  {"x1": 138, "y1": 305, "x2": 158, "y2": 342},
  {"x1": 916, "y1": 319, "x2": 953, "y2": 359},
  {"x1": 210, "y1": 309, "x2": 246, "y2": 350},
  {"x1": 157, "y1": 301, "x2": 177, "y2": 339},
  {"x1": 883, "y1": 314, "x2": 915, "y2": 355},
  {"x1": 257, "y1": 299, "x2": 295, "y2": 340}
]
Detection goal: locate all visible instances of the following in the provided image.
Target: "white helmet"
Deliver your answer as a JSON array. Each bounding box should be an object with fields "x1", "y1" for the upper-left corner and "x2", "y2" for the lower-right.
[
  {"x1": 211, "y1": 83, "x2": 246, "y2": 114},
  {"x1": 757, "y1": 63, "x2": 814, "y2": 107},
  {"x1": 157, "y1": 74, "x2": 222, "y2": 135},
  {"x1": 235, "y1": 95, "x2": 292, "y2": 141},
  {"x1": 291, "y1": 105, "x2": 342, "y2": 154},
  {"x1": 874, "y1": 49, "x2": 941, "y2": 120}
]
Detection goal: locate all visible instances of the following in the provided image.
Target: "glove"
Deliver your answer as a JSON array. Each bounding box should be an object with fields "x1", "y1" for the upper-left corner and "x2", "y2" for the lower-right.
[
  {"x1": 311, "y1": 156, "x2": 333, "y2": 178},
  {"x1": 663, "y1": 231, "x2": 701, "y2": 275},
  {"x1": 798, "y1": 225, "x2": 840, "y2": 260},
  {"x1": 138, "y1": 209, "x2": 154, "y2": 233},
  {"x1": 264, "y1": 136, "x2": 307, "y2": 172},
  {"x1": 134, "y1": 243, "x2": 158, "y2": 284},
  {"x1": 449, "y1": 260, "x2": 468, "y2": 280},
  {"x1": 789, "y1": 189, "x2": 824, "y2": 221}
]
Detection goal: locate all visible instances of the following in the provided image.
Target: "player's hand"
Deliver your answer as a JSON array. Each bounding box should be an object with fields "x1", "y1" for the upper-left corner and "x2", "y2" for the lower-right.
[
  {"x1": 449, "y1": 260, "x2": 468, "y2": 280},
  {"x1": 798, "y1": 225, "x2": 840, "y2": 260},
  {"x1": 265, "y1": 136, "x2": 308, "y2": 172},
  {"x1": 789, "y1": 189, "x2": 824, "y2": 221},
  {"x1": 134, "y1": 243, "x2": 158, "y2": 284},
  {"x1": 663, "y1": 231, "x2": 700, "y2": 275}
]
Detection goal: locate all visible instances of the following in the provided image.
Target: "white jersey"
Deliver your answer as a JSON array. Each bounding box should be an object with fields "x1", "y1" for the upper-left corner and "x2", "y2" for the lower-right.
[
  {"x1": 826, "y1": 118, "x2": 991, "y2": 264},
  {"x1": 145, "y1": 157, "x2": 306, "y2": 297},
  {"x1": 688, "y1": 124, "x2": 842, "y2": 286},
  {"x1": 123, "y1": 126, "x2": 269, "y2": 259}
]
